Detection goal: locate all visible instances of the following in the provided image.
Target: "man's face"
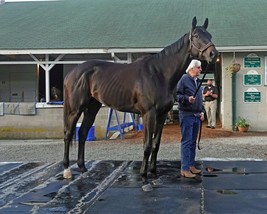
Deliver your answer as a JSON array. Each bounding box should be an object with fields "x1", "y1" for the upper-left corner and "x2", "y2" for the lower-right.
[
  {"x1": 191, "y1": 65, "x2": 202, "y2": 77},
  {"x1": 207, "y1": 80, "x2": 213, "y2": 86}
]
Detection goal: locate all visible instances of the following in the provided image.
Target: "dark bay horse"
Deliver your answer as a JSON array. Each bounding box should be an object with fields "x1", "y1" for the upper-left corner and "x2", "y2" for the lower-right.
[{"x1": 63, "y1": 17, "x2": 218, "y2": 191}]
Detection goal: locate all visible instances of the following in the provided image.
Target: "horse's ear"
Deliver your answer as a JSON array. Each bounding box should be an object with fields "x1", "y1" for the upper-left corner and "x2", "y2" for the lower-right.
[
  {"x1": 203, "y1": 18, "x2": 209, "y2": 29},
  {"x1": 192, "y1": 16, "x2": 197, "y2": 29}
]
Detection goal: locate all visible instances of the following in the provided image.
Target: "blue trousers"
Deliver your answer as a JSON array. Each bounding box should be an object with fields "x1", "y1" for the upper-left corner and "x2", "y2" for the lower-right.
[{"x1": 179, "y1": 113, "x2": 200, "y2": 171}]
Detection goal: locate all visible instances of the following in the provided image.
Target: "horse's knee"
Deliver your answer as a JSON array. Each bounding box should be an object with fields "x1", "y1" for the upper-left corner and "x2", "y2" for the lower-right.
[
  {"x1": 151, "y1": 146, "x2": 159, "y2": 155},
  {"x1": 143, "y1": 145, "x2": 152, "y2": 156}
]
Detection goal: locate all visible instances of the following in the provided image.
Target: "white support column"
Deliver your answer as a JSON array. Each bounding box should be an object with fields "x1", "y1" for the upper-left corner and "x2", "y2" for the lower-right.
[
  {"x1": 111, "y1": 52, "x2": 129, "y2": 64},
  {"x1": 111, "y1": 52, "x2": 120, "y2": 62},
  {"x1": 30, "y1": 54, "x2": 65, "y2": 103},
  {"x1": 127, "y1": 53, "x2": 132, "y2": 63},
  {"x1": 45, "y1": 54, "x2": 50, "y2": 102}
]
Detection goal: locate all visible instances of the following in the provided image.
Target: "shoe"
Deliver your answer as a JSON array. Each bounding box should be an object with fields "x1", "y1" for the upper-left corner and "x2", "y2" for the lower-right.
[
  {"x1": 211, "y1": 126, "x2": 215, "y2": 129},
  {"x1": 206, "y1": 125, "x2": 211, "y2": 128},
  {"x1": 190, "y1": 166, "x2": 201, "y2": 174},
  {"x1": 180, "y1": 170, "x2": 196, "y2": 178}
]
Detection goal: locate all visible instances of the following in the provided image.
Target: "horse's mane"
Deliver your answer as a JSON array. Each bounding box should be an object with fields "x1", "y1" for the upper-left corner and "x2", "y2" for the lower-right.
[
  {"x1": 133, "y1": 33, "x2": 188, "y2": 63},
  {"x1": 154, "y1": 33, "x2": 188, "y2": 59}
]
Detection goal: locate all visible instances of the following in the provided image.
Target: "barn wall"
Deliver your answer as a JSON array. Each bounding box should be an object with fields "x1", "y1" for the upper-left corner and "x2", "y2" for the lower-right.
[
  {"x1": 0, "y1": 65, "x2": 37, "y2": 102},
  {"x1": 0, "y1": 106, "x2": 135, "y2": 139},
  {"x1": 221, "y1": 52, "x2": 267, "y2": 131}
]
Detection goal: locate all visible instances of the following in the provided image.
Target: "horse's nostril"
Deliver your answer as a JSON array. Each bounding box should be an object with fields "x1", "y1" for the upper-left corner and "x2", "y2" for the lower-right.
[
  {"x1": 210, "y1": 50, "x2": 218, "y2": 60},
  {"x1": 210, "y1": 51, "x2": 215, "y2": 59}
]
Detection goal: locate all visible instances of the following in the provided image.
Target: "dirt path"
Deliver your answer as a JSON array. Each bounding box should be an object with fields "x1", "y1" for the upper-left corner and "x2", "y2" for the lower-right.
[{"x1": 123, "y1": 123, "x2": 267, "y2": 143}]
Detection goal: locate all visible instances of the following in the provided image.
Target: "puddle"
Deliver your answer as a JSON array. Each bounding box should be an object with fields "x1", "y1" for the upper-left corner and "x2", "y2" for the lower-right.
[
  {"x1": 203, "y1": 174, "x2": 218, "y2": 177},
  {"x1": 217, "y1": 189, "x2": 238, "y2": 195},
  {"x1": 205, "y1": 167, "x2": 247, "y2": 174}
]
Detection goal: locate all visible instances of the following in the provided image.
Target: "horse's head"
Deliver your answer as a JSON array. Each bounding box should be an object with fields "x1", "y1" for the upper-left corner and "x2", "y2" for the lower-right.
[{"x1": 189, "y1": 17, "x2": 218, "y2": 63}]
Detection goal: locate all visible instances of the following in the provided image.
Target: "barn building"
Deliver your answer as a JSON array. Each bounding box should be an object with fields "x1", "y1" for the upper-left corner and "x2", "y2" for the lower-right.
[{"x1": 0, "y1": 0, "x2": 267, "y2": 138}]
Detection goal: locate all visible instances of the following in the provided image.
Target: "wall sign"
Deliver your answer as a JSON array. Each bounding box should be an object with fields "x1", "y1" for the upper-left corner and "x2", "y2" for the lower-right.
[
  {"x1": 243, "y1": 70, "x2": 261, "y2": 85},
  {"x1": 244, "y1": 87, "x2": 261, "y2": 103},
  {"x1": 244, "y1": 56, "x2": 261, "y2": 68}
]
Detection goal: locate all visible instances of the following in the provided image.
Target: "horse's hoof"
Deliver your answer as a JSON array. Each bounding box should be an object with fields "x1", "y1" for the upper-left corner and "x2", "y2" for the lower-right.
[
  {"x1": 152, "y1": 178, "x2": 163, "y2": 186},
  {"x1": 78, "y1": 165, "x2": 88, "y2": 173},
  {"x1": 142, "y1": 183, "x2": 153, "y2": 192},
  {"x1": 81, "y1": 171, "x2": 89, "y2": 178},
  {"x1": 63, "y1": 168, "x2": 72, "y2": 179}
]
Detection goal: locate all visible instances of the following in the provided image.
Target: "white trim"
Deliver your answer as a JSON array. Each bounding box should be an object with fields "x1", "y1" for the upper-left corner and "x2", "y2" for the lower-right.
[
  {"x1": 0, "y1": 61, "x2": 85, "y2": 65},
  {"x1": 36, "y1": 103, "x2": 63, "y2": 108},
  {"x1": 217, "y1": 46, "x2": 267, "y2": 52},
  {"x1": 0, "y1": 60, "x2": 129, "y2": 65},
  {"x1": 0, "y1": 48, "x2": 162, "y2": 55}
]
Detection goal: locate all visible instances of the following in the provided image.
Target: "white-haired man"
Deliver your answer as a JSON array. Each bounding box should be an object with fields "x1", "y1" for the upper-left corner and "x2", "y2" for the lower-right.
[{"x1": 176, "y1": 59, "x2": 205, "y2": 178}]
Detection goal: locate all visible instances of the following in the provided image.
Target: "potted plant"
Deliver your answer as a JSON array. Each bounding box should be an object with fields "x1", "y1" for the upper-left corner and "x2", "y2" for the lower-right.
[
  {"x1": 225, "y1": 52, "x2": 241, "y2": 74},
  {"x1": 235, "y1": 117, "x2": 250, "y2": 132},
  {"x1": 225, "y1": 63, "x2": 241, "y2": 73}
]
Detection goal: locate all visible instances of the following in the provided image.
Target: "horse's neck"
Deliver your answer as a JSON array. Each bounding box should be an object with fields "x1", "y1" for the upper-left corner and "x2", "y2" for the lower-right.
[{"x1": 155, "y1": 35, "x2": 191, "y2": 90}]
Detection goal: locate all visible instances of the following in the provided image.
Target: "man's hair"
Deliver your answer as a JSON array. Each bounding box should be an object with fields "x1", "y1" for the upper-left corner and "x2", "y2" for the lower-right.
[{"x1": 186, "y1": 60, "x2": 201, "y2": 73}]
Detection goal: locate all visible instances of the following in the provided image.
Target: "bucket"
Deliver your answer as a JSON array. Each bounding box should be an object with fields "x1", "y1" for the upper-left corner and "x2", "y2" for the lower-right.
[
  {"x1": 75, "y1": 123, "x2": 95, "y2": 141},
  {"x1": 87, "y1": 126, "x2": 95, "y2": 141},
  {"x1": 138, "y1": 124, "x2": 143, "y2": 131}
]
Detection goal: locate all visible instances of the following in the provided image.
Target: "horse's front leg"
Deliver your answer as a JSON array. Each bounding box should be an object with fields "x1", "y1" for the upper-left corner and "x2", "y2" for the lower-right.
[
  {"x1": 140, "y1": 109, "x2": 155, "y2": 191},
  {"x1": 150, "y1": 113, "x2": 167, "y2": 186}
]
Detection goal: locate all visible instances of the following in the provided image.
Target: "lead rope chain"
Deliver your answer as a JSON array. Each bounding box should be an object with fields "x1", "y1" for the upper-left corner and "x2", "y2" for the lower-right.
[{"x1": 193, "y1": 63, "x2": 209, "y2": 150}]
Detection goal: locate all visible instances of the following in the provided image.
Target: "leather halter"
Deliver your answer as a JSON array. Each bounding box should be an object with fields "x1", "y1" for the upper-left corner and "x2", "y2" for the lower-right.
[{"x1": 189, "y1": 29, "x2": 214, "y2": 58}]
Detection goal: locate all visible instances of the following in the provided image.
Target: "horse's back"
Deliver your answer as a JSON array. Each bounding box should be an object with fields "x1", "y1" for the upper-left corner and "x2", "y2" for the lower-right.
[{"x1": 65, "y1": 60, "x2": 112, "y2": 82}]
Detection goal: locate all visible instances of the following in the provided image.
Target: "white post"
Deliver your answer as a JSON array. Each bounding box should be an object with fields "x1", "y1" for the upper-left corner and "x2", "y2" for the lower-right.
[
  {"x1": 127, "y1": 53, "x2": 132, "y2": 63},
  {"x1": 45, "y1": 54, "x2": 50, "y2": 102},
  {"x1": 30, "y1": 54, "x2": 65, "y2": 103}
]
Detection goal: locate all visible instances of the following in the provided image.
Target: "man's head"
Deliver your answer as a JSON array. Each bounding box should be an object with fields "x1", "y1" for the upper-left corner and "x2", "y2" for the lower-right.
[
  {"x1": 186, "y1": 59, "x2": 202, "y2": 77},
  {"x1": 207, "y1": 79, "x2": 213, "y2": 86}
]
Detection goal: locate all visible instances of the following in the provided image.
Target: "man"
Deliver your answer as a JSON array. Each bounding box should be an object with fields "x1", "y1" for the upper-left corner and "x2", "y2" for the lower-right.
[
  {"x1": 203, "y1": 79, "x2": 218, "y2": 129},
  {"x1": 176, "y1": 60, "x2": 205, "y2": 178}
]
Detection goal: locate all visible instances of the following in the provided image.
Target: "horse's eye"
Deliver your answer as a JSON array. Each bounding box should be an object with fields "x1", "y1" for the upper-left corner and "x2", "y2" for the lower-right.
[{"x1": 195, "y1": 34, "x2": 199, "y2": 39}]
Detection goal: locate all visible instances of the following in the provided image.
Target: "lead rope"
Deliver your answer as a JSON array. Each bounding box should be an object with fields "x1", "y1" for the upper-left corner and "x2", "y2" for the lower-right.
[{"x1": 193, "y1": 63, "x2": 209, "y2": 150}]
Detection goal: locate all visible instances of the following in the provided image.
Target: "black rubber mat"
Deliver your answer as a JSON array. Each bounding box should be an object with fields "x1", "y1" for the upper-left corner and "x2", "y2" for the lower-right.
[{"x1": 0, "y1": 160, "x2": 267, "y2": 213}]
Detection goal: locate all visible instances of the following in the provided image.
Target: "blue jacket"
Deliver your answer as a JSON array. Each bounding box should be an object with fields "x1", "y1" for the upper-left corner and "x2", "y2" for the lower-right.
[{"x1": 176, "y1": 74, "x2": 204, "y2": 114}]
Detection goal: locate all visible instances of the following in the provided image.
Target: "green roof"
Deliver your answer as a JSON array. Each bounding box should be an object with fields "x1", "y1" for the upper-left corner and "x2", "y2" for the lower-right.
[{"x1": 0, "y1": 0, "x2": 267, "y2": 51}]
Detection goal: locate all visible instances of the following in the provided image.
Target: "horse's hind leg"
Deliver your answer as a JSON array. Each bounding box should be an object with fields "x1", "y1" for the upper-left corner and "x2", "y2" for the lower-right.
[
  {"x1": 77, "y1": 99, "x2": 101, "y2": 172},
  {"x1": 150, "y1": 113, "x2": 167, "y2": 186},
  {"x1": 63, "y1": 110, "x2": 82, "y2": 178}
]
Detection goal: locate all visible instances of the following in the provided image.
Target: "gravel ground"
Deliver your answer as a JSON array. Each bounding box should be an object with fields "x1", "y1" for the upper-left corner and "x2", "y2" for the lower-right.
[{"x1": 1, "y1": 136, "x2": 267, "y2": 163}]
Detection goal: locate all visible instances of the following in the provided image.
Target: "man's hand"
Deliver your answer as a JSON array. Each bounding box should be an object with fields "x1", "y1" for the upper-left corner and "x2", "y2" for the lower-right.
[
  {"x1": 200, "y1": 112, "x2": 205, "y2": 121},
  {"x1": 189, "y1": 96, "x2": 196, "y2": 103},
  {"x1": 206, "y1": 91, "x2": 212, "y2": 96}
]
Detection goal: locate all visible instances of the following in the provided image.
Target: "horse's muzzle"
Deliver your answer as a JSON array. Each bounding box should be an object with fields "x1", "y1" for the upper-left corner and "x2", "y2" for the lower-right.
[{"x1": 206, "y1": 46, "x2": 218, "y2": 63}]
